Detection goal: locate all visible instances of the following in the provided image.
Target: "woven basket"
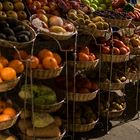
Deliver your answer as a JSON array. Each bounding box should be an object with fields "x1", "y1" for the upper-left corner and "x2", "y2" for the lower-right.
[
  {"x1": 68, "y1": 90, "x2": 98, "y2": 102},
  {"x1": 0, "y1": 109, "x2": 21, "y2": 130},
  {"x1": 130, "y1": 47, "x2": 140, "y2": 55},
  {"x1": 101, "y1": 103, "x2": 126, "y2": 119},
  {"x1": 0, "y1": 17, "x2": 36, "y2": 49},
  {"x1": 100, "y1": 81, "x2": 126, "y2": 90},
  {"x1": 132, "y1": 21, "x2": 140, "y2": 27},
  {"x1": 104, "y1": 18, "x2": 132, "y2": 27},
  {"x1": 0, "y1": 76, "x2": 21, "y2": 92},
  {"x1": 28, "y1": 66, "x2": 64, "y2": 79},
  {"x1": 118, "y1": 27, "x2": 135, "y2": 37},
  {"x1": 101, "y1": 52, "x2": 130, "y2": 63},
  {"x1": 126, "y1": 71, "x2": 140, "y2": 81},
  {"x1": 68, "y1": 59, "x2": 99, "y2": 70},
  {"x1": 19, "y1": 129, "x2": 66, "y2": 140},
  {"x1": 68, "y1": 119, "x2": 98, "y2": 132}
]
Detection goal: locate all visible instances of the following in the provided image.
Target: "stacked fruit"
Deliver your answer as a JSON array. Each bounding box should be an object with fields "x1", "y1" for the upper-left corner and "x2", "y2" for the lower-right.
[
  {"x1": 14, "y1": 49, "x2": 62, "y2": 69},
  {"x1": 67, "y1": 9, "x2": 109, "y2": 33},
  {"x1": 0, "y1": 19, "x2": 33, "y2": 42},
  {"x1": 81, "y1": 0, "x2": 112, "y2": 11},
  {"x1": 31, "y1": 14, "x2": 75, "y2": 34},
  {"x1": 0, "y1": 99, "x2": 17, "y2": 123},
  {"x1": 0, "y1": 0, "x2": 28, "y2": 21}
]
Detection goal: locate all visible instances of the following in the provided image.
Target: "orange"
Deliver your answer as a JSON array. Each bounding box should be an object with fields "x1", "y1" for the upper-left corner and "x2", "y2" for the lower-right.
[
  {"x1": 3, "y1": 107, "x2": 16, "y2": 118},
  {"x1": 78, "y1": 52, "x2": 89, "y2": 61},
  {"x1": 0, "y1": 77, "x2": 3, "y2": 83},
  {"x1": 27, "y1": 56, "x2": 39, "y2": 69},
  {"x1": 42, "y1": 56, "x2": 58, "y2": 69},
  {"x1": 38, "y1": 49, "x2": 53, "y2": 60},
  {"x1": 0, "y1": 63, "x2": 3, "y2": 71},
  {"x1": 0, "y1": 101, "x2": 6, "y2": 113},
  {"x1": 8, "y1": 59, "x2": 24, "y2": 74},
  {"x1": 13, "y1": 50, "x2": 28, "y2": 60},
  {"x1": 0, "y1": 114, "x2": 11, "y2": 122},
  {"x1": 53, "y1": 53, "x2": 62, "y2": 65},
  {"x1": 80, "y1": 47, "x2": 90, "y2": 55},
  {"x1": 0, "y1": 56, "x2": 8, "y2": 67},
  {"x1": 37, "y1": 63, "x2": 43, "y2": 69},
  {"x1": 0, "y1": 67, "x2": 16, "y2": 81}
]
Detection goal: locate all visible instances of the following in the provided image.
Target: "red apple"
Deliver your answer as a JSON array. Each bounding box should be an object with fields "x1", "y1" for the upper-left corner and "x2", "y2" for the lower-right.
[
  {"x1": 64, "y1": 23, "x2": 74, "y2": 32},
  {"x1": 36, "y1": 9, "x2": 46, "y2": 14},
  {"x1": 32, "y1": 1, "x2": 41, "y2": 9}
]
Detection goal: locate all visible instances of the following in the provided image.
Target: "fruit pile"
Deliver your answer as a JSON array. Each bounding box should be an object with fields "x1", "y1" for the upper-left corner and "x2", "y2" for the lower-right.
[
  {"x1": 67, "y1": 9, "x2": 109, "y2": 33},
  {"x1": 0, "y1": 0, "x2": 28, "y2": 21},
  {"x1": 0, "y1": 99, "x2": 17, "y2": 123},
  {"x1": 0, "y1": 55, "x2": 24, "y2": 82},
  {"x1": 100, "y1": 91, "x2": 125, "y2": 113},
  {"x1": 31, "y1": 14, "x2": 75, "y2": 34},
  {"x1": 18, "y1": 110, "x2": 63, "y2": 138},
  {"x1": 0, "y1": 19, "x2": 32, "y2": 42}
]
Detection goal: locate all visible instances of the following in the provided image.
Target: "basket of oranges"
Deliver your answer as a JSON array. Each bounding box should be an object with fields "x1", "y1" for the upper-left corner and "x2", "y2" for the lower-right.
[
  {"x1": 24, "y1": 49, "x2": 64, "y2": 79},
  {"x1": 0, "y1": 99, "x2": 21, "y2": 130}
]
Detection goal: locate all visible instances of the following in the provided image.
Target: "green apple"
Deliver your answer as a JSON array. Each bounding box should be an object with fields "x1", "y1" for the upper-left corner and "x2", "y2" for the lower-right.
[
  {"x1": 82, "y1": 0, "x2": 90, "y2": 5},
  {"x1": 91, "y1": 3, "x2": 98, "y2": 10},
  {"x1": 98, "y1": 7, "x2": 104, "y2": 11},
  {"x1": 100, "y1": 4, "x2": 107, "y2": 10}
]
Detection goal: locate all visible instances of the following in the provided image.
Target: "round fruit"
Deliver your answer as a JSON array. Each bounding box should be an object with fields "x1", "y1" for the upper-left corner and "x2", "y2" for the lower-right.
[
  {"x1": 0, "y1": 33, "x2": 6, "y2": 40},
  {"x1": 0, "y1": 67, "x2": 16, "y2": 81},
  {"x1": 89, "y1": 53, "x2": 96, "y2": 61},
  {"x1": 8, "y1": 36, "x2": 17, "y2": 42},
  {"x1": 13, "y1": 50, "x2": 28, "y2": 60},
  {"x1": 53, "y1": 53, "x2": 62, "y2": 65},
  {"x1": 3, "y1": 107, "x2": 16, "y2": 118},
  {"x1": 0, "y1": 11, "x2": 7, "y2": 18},
  {"x1": 120, "y1": 47, "x2": 128, "y2": 55},
  {"x1": 102, "y1": 46, "x2": 110, "y2": 54},
  {"x1": 0, "y1": 63, "x2": 3, "y2": 71},
  {"x1": 8, "y1": 59, "x2": 24, "y2": 74},
  {"x1": 112, "y1": 47, "x2": 120, "y2": 55},
  {"x1": 0, "y1": 114, "x2": 11, "y2": 122},
  {"x1": 0, "y1": 2, "x2": 3, "y2": 11},
  {"x1": 0, "y1": 56, "x2": 8, "y2": 67},
  {"x1": 17, "y1": 11, "x2": 27, "y2": 20},
  {"x1": 3, "y1": 1, "x2": 14, "y2": 11},
  {"x1": 80, "y1": 47, "x2": 90, "y2": 55},
  {"x1": 38, "y1": 49, "x2": 53, "y2": 60},
  {"x1": 78, "y1": 52, "x2": 89, "y2": 61},
  {"x1": 6, "y1": 10, "x2": 18, "y2": 19},
  {"x1": 17, "y1": 34, "x2": 29, "y2": 42},
  {"x1": 49, "y1": 16, "x2": 64, "y2": 26},
  {"x1": 14, "y1": 2, "x2": 25, "y2": 11},
  {"x1": 42, "y1": 56, "x2": 58, "y2": 69},
  {"x1": 27, "y1": 56, "x2": 39, "y2": 69},
  {"x1": 2, "y1": 27, "x2": 15, "y2": 36}
]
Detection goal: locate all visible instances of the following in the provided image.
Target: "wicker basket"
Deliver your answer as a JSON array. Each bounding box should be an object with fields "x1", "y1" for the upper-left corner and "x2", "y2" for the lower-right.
[
  {"x1": 101, "y1": 52, "x2": 130, "y2": 63},
  {"x1": 100, "y1": 81, "x2": 126, "y2": 90},
  {"x1": 126, "y1": 71, "x2": 140, "y2": 81},
  {"x1": 68, "y1": 119, "x2": 98, "y2": 132},
  {"x1": 130, "y1": 47, "x2": 140, "y2": 55},
  {"x1": 0, "y1": 17, "x2": 36, "y2": 49},
  {"x1": 0, "y1": 109, "x2": 21, "y2": 130},
  {"x1": 68, "y1": 59, "x2": 99, "y2": 70},
  {"x1": 27, "y1": 66, "x2": 64, "y2": 79},
  {"x1": 0, "y1": 76, "x2": 21, "y2": 92},
  {"x1": 19, "y1": 129, "x2": 66, "y2": 140},
  {"x1": 104, "y1": 18, "x2": 132, "y2": 28},
  {"x1": 101, "y1": 103, "x2": 126, "y2": 119},
  {"x1": 68, "y1": 90, "x2": 98, "y2": 102},
  {"x1": 118, "y1": 27, "x2": 135, "y2": 37},
  {"x1": 132, "y1": 21, "x2": 140, "y2": 27}
]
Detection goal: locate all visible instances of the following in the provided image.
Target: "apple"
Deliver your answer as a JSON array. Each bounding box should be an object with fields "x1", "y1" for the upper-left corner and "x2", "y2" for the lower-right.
[
  {"x1": 91, "y1": 3, "x2": 98, "y2": 10},
  {"x1": 17, "y1": 11, "x2": 27, "y2": 20},
  {"x1": 14, "y1": 2, "x2": 25, "y2": 11},
  {"x1": 64, "y1": 23, "x2": 74, "y2": 32},
  {"x1": 32, "y1": 1, "x2": 41, "y2": 9},
  {"x1": 39, "y1": 0, "x2": 48, "y2": 6},
  {"x1": 7, "y1": 10, "x2": 18, "y2": 19},
  {"x1": 0, "y1": 2, "x2": 3, "y2": 11},
  {"x1": 36, "y1": 9, "x2": 46, "y2": 14},
  {"x1": 3, "y1": 1, "x2": 14, "y2": 11},
  {"x1": 26, "y1": 0, "x2": 33, "y2": 5},
  {"x1": 42, "y1": 5, "x2": 50, "y2": 13},
  {"x1": 0, "y1": 11, "x2": 7, "y2": 18},
  {"x1": 49, "y1": 2, "x2": 58, "y2": 11},
  {"x1": 37, "y1": 13, "x2": 48, "y2": 24}
]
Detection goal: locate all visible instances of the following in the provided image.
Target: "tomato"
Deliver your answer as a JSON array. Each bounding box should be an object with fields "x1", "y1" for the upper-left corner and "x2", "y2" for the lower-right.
[
  {"x1": 113, "y1": 39, "x2": 126, "y2": 48},
  {"x1": 119, "y1": 47, "x2": 128, "y2": 54},
  {"x1": 112, "y1": 47, "x2": 120, "y2": 55},
  {"x1": 124, "y1": 46, "x2": 130, "y2": 52},
  {"x1": 101, "y1": 46, "x2": 110, "y2": 54}
]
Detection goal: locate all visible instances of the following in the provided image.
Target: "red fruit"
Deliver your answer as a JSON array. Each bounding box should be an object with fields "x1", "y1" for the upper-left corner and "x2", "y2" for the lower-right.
[
  {"x1": 36, "y1": 9, "x2": 46, "y2": 14},
  {"x1": 49, "y1": 16, "x2": 64, "y2": 27},
  {"x1": 91, "y1": 82, "x2": 98, "y2": 91},
  {"x1": 102, "y1": 46, "x2": 110, "y2": 54},
  {"x1": 80, "y1": 46, "x2": 90, "y2": 55},
  {"x1": 78, "y1": 52, "x2": 89, "y2": 61},
  {"x1": 128, "y1": 12, "x2": 136, "y2": 19},
  {"x1": 89, "y1": 53, "x2": 96, "y2": 60},
  {"x1": 124, "y1": 46, "x2": 130, "y2": 52},
  {"x1": 119, "y1": 47, "x2": 128, "y2": 54},
  {"x1": 64, "y1": 23, "x2": 74, "y2": 32},
  {"x1": 113, "y1": 39, "x2": 126, "y2": 48},
  {"x1": 112, "y1": 47, "x2": 120, "y2": 55}
]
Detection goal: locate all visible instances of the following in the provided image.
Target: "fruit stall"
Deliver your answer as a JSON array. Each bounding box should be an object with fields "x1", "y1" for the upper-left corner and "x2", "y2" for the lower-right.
[{"x1": 0, "y1": 0, "x2": 139, "y2": 139}]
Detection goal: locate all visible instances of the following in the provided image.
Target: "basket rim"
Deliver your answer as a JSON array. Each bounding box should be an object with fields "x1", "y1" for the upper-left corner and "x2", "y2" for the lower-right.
[
  {"x1": 101, "y1": 52, "x2": 130, "y2": 57},
  {"x1": 68, "y1": 59, "x2": 99, "y2": 63}
]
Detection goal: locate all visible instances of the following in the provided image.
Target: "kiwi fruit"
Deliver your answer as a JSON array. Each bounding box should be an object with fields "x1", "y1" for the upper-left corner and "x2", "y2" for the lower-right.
[
  {"x1": 88, "y1": 23, "x2": 97, "y2": 30},
  {"x1": 92, "y1": 16, "x2": 104, "y2": 23},
  {"x1": 2, "y1": 27, "x2": 15, "y2": 36},
  {"x1": 0, "y1": 20, "x2": 9, "y2": 29},
  {"x1": 103, "y1": 22, "x2": 109, "y2": 30}
]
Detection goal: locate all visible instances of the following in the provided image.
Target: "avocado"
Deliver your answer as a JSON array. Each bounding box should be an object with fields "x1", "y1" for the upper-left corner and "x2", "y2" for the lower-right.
[
  {"x1": 0, "y1": 20, "x2": 9, "y2": 29},
  {"x1": 13, "y1": 25, "x2": 26, "y2": 33},
  {"x1": 8, "y1": 36, "x2": 17, "y2": 42},
  {"x1": 7, "y1": 18, "x2": 18, "y2": 28},
  {"x1": 17, "y1": 34, "x2": 29, "y2": 42},
  {"x1": 16, "y1": 30, "x2": 31, "y2": 38},
  {"x1": 2, "y1": 27, "x2": 15, "y2": 36},
  {"x1": 0, "y1": 33, "x2": 6, "y2": 39}
]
